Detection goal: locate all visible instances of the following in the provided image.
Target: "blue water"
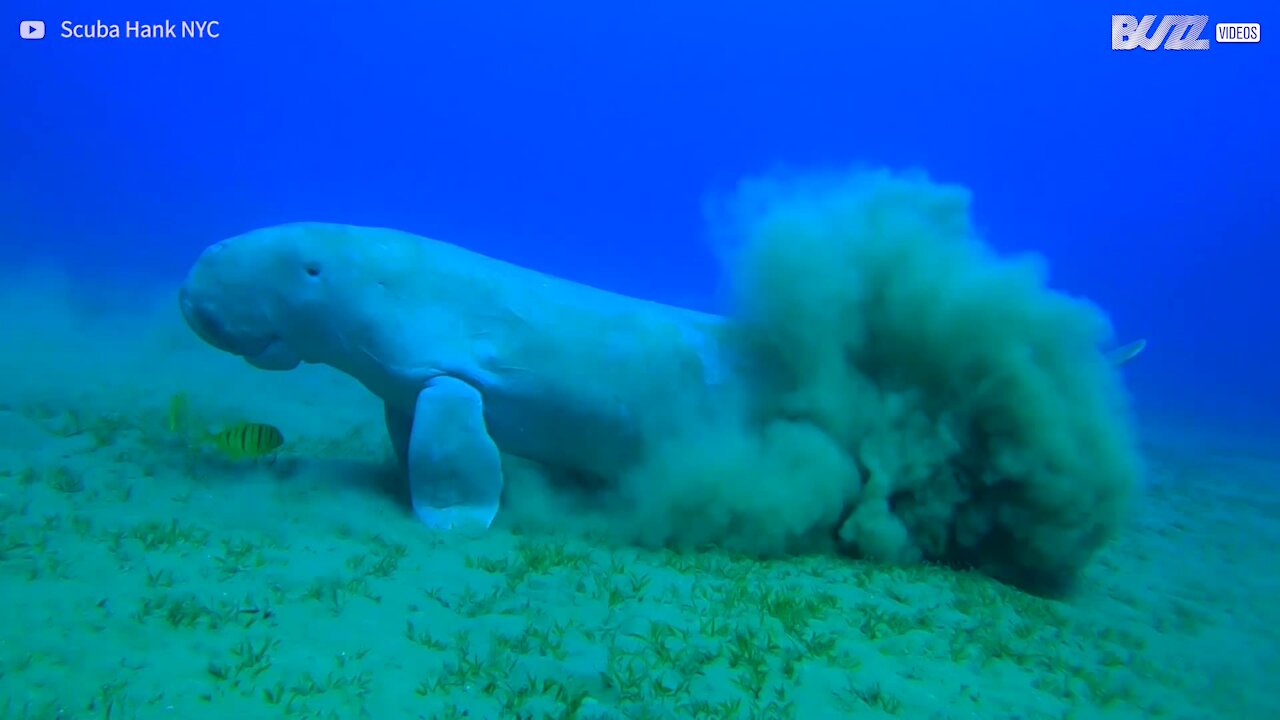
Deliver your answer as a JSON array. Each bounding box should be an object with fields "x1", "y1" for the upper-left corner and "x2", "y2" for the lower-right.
[
  {"x1": 2, "y1": 3, "x2": 1278, "y2": 717},
  {"x1": 5, "y1": 1, "x2": 1276, "y2": 427}
]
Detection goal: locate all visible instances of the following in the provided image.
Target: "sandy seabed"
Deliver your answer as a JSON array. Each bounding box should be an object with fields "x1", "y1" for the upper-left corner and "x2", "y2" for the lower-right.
[{"x1": 0, "y1": 277, "x2": 1276, "y2": 720}]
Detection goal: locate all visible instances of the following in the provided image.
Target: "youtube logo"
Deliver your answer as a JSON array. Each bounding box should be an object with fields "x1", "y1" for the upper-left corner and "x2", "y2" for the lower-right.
[{"x1": 20, "y1": 20, "x2": 45, "y2": 39}]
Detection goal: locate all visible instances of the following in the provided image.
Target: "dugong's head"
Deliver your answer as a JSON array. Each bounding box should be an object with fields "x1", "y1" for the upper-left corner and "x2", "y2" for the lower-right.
[{"x1": 179, "y1": 222, "x2": 409, "y2": 371}]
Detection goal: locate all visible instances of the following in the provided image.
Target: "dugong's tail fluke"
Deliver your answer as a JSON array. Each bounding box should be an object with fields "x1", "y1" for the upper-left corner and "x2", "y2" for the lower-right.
[{"x1": 1106, "y1": 338, "x2": 1147, "y2": 366}]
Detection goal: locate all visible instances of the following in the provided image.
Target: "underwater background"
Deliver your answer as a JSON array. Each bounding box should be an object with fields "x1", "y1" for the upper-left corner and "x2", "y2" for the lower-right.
[{"x1": 2, "y1": 1, "x2": 1277, "y2": 719}]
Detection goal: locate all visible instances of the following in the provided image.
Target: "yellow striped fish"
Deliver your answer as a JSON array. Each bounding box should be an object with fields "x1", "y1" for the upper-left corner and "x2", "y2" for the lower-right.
[{"x1": 207, "y1": 422, "x2": 285, "y2": 460}]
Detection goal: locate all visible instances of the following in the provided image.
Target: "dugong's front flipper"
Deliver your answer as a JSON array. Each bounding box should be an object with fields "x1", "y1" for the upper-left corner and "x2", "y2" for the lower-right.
[{"x1": 399, "y1": 376, "x2": 503, "y2": 530}]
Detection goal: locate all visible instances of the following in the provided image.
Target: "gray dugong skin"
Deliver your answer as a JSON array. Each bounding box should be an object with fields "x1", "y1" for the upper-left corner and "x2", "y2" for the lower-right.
[{"x1": 178, "y1": 222, "x2": 729, "y2": 529}]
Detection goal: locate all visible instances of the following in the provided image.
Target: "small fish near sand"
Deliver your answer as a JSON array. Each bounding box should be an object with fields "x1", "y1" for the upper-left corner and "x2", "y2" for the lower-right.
[
  {"x1": 167, "y1": 392, "x2": 285, "y2": 461},
  {"x1": 207, "y1": 422, "x2": 285, "y2": 461},
  {"x1": 168, "y1": 392, "x2": 191, "y2": 433}
]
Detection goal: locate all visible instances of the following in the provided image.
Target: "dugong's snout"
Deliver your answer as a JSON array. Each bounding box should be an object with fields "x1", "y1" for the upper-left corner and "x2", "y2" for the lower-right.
[
  {"x1": 179, "y1": 240, "x2": 303, "y2": 371},
  {"x1": 180, "y1": 284, "x2": 302, "y2": 370},
  {"x1": 179, "y1": 285, "x2": 235, "y2": 350}
]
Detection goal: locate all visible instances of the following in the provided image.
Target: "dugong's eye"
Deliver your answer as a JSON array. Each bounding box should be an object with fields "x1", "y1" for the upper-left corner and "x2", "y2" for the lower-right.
[{"x1": 304, "y1": 263, "x2": 322, "y2": 278}]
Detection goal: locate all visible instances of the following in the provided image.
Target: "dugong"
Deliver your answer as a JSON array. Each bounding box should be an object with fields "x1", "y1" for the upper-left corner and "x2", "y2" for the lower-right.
[
  {"x1": 178, "y1": 222, "x2": 729, "y2": 529},
  {"x1": 179, "y1": 222, "x2": 1147, "y2": 533}
]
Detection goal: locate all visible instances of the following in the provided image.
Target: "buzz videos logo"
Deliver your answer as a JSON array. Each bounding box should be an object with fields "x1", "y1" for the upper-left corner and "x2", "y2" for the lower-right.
[{"x1": 1112, "y1": 15, "x2": 1261, "y2": 50}]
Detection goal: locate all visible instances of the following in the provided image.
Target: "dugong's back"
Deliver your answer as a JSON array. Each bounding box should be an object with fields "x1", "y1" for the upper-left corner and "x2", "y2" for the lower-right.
[{"x1": 328, "y1": 225, "x2": 729, "y2": 474}]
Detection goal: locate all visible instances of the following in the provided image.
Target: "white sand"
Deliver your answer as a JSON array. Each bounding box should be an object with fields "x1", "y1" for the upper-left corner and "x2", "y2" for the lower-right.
[{"x1": 0, "y1": 275, "x2": 1275, "y2": 720}]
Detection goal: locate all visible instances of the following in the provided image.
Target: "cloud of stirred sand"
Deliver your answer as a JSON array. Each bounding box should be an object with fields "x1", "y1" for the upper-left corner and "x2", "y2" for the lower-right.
[{"x1": 529, "y1": 168, "x2": 1142, "y2": 594}]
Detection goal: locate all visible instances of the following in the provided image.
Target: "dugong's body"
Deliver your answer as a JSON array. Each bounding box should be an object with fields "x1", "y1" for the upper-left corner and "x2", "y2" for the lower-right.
[{"x1": 179, "y1": 222, "x2": 729, "y2": 529}]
